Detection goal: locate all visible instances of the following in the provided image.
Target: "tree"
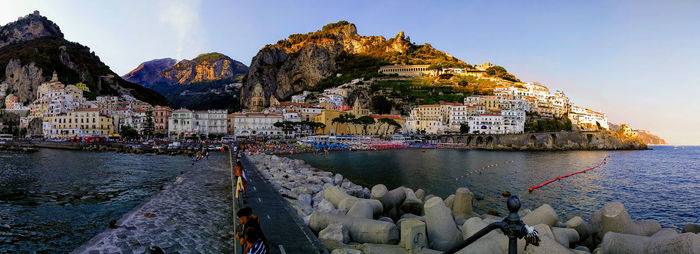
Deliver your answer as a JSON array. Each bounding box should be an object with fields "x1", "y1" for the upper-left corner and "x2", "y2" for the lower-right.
[
  {"x1": 356, "y1": 116, "x2": 376, "y2": 135},
  {"x1": 460, "y1": 123, "x2": 470, "y2": 134},
  {"x1": 142, "y1": 110, "x2": 155, "y2": 138},
  {"x1": 120, "y1": 125, "x2": 139, "y2": 140},
  {"x1": 377, "y1": 118, "x2": 400, "y2": 135},
  {"x1": 331, "y1": 116, "x2": 346, "y2": 135},
  {"x1": 371, "y1": 96, "x2": 394, "y2": 115}
]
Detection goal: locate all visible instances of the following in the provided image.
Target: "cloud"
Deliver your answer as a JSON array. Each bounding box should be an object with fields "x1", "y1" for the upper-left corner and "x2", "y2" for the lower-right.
[{"x1": 157, "y1": 0, "x2": 204, "y2": 60}]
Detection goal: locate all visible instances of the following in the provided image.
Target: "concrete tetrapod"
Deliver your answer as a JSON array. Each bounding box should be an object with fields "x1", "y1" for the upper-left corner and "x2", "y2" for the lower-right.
[
  {"x1": 595, "y1": 202, "x2": 661, "y2": 239},
  {"x1": 598, "y1": 230, "x2": 700, "y2": 254},
  {"x1": 460, "y1": 216, "x2": 512, "y2": 253},
  {"x1": 423, "y1": 197, "x2": 463, "y2": 251},
  {"x1": 452, "y1": 187, "x2": 475, "y2": 219},
  {"x1": 400, "y1": 188, "x2": 424, "y2": 216},
  {"x1": 399, "y1": 219, "x2": 427, "y2": 253},
  {"x1": 522, "y1": 204, "x2": 559, "y2": 227},
  {"x1": 565, "y1": 216, "x2": 592, "y2": 244},
  {"x1": 371, "y1": 184, "x2": 406, "y2": 216},
  {"x1": 524, "y1": 224, "x2": 576, "y2": 254},
  {"x1": 415, "y1": 189, "x2": 425, "y2": 202},
  {"x1": 346, "y1": 200, "x2": 376, "y2": 219},
  {"x1": 309, "y1": 212, "x2": 400, "y2": 244},
  {"x1": 325, "y1": 186, "x2": 383, "y2": 215}
]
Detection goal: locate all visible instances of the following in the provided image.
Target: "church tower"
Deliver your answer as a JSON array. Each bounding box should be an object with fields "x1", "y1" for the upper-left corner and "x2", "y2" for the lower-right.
[{"x1": 250, "y1": 83, "x2": 265, "y2": 112}]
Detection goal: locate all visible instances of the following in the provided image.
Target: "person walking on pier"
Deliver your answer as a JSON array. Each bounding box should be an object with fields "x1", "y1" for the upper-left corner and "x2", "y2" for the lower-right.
[{"x1": 234, "y1": 159, "x2": 248, "y2": 198}]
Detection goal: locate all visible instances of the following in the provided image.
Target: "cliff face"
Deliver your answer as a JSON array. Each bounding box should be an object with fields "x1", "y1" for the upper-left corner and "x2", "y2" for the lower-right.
[
  {"x1": 637, "y1": 130, "x2": 667, "y2": 145},
  {"x1": 442, "y1": 131, "x2": 648, "y2": 151},
  {"x1": 0, "y1": 11, "x2": 63, "y2": 48},
  {"x1": 0, "y1": 12, "x2": 170, "y2": 106},
  {"x1": 121, "y1": 58, "x2": 176, "y2": 86},
  {"x1": 241, "y1": 21, "x2": 469, "y2": 108},
  {"x1": 124, "y1": 53, "x2": 248, "y2": 86}
]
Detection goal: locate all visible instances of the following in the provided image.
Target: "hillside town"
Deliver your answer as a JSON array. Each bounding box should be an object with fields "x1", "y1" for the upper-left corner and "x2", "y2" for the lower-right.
[{"x1": 0, "y1": 63, "x2": 622, "y2": 141}]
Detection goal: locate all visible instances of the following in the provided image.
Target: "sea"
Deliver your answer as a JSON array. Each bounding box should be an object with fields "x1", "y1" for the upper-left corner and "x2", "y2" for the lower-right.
[
  {"x1": 0, "y1": 149, "x2": 190, "y2": 253},
  {"x1": 288, "y1": 146, "x2": 699, "y2": 229}
]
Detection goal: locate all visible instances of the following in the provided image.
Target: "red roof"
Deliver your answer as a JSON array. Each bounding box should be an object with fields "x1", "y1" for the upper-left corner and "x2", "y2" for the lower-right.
[
  {"x1": 278, "y1": 102, "x2": 314, "y2": 107},
  {"x1": 287, "y1": 110, "x2": 297, "y2": 113},
  {"x1": 370, "y1": 115, "x2": 403, "y2": 120}
]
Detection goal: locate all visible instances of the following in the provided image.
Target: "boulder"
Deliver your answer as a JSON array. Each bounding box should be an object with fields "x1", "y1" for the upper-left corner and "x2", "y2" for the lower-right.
[
  {"x1": 424, "y1": 197, "x2": 463, "y2": 251},
  {"x1": 523, "y1": 204, "x2": 558, "y2": 227},
  {"x1": 309, "y1": 212, "x2": 399, "y2": 244},
  {"x1": 598, "y1": 230, "x2": 700, "y2": 254},
  {"x1": 399, "y1": 219, "x2": 427, "y2": 252},
  {"x1": 378, "y1": 217, "x2": 394, "y2": 224},
  {"x1": 597, "y1": 202, "x2": 661, "y2": 238},
  {"x1": 298, "y1": 193, "x2": 313, "y2": 206},
  {"x1": 316, "y1": 199, "x2": 336, "y2": 213},
  {"x1": 334, "y1": 174, "x2": 344, "y2": 185},
  {"x1": 319, "y1": 223, "x2": 350, "y2": 243},
  {"x1": 415, "y1": 189, "x2": 425, "y2": 202},
  {"x1": 452, "y1": 188, "x2": 474, "y2": 219}
]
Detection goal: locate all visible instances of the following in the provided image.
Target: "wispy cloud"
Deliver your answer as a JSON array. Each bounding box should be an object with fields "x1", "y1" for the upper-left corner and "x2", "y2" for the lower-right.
[{"x1": 157, "y1": 0, "x2": 204, "y2": 60}]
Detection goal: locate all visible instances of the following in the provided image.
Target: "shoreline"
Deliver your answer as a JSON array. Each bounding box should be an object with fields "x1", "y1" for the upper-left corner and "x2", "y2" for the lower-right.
[{"x1": 245, "y1": 153, "x2": 700, "y2": 253}]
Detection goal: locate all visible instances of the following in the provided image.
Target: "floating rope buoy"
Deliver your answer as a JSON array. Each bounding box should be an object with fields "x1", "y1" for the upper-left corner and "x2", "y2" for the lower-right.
[{"x1": 528, "y1": 152, "x2": 623, "y2": 192}]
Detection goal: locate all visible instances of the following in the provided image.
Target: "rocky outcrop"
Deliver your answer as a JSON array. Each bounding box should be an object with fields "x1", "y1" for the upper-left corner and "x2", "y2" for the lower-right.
[
  {"x1": 441, "y1": 131, "x2": 648, "y2": 151},
  {"x1": 240, "y1": 21, "x2": 468, "y2": 108},
  {"x1": 122, "y1": 58, "x2": 177, "y2": 86},
  {"x1": 4, "y1": 59, "x2": 43, "y2": 104},
  {"x1": 0, "y1": 12, "x2": 170, "y2": 106},
  {"x1": 0, "y1": 11, "x2": 63, "y2": 48},
  {"x1": 636, "y1": 130, "x2": 667, "y2": 145},
  {"x1": 158, "y1": 53, "x2": 248, "y2": 85}
]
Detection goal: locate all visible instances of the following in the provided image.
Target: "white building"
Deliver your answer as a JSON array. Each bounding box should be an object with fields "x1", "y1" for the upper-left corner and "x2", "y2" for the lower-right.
[
  {"x1": 283, "y1": 111, "x2": 301, "y2": 122},
  {"x1": 193, "y1": 110, "x2": 227, "y2": 135},
  {"x1": 231, "y1": 113, "x2": 283, "y2": 137},
  {"x1": 168, "y1": 108, "x2": 195, "y2": 137},
  {"x1": 291, "y1": 91, "x2": 311, "y2": 103},
  {"x1": 468, "y1": 110, "x2": 526, "y2": 134},
  {"x1": 318, "y1": 94, "x2": 344, "y2": 108},
  {"x1": 568, "y1": 106, "x2": 608, "y2": 130}
]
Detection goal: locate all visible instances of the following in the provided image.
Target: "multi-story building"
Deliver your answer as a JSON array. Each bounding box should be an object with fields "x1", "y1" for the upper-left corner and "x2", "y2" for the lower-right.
[
  {"x1": 231, "y1": 113, "x2": 283, "y2": 137},
  {"x1": 153, "y1": 106, "x2": 173, "y2": 133},
  {"x1": 378, "y1": 65, "x2": 436, "y2": 77},
  {"x1": 168, "y1": 109, "x2": 195, "y2": 137},
  {"x1": 568, "y1": 106, "x2": 608, "y2": 130},
  {"x1": 46, "y1": 108, "x2": 114, "y2": 138},
  {"x1": 405, "y1": 104, "x2": 444, "y2": 134},
  {"x1": 318, "y1": 94, "x2": 344, "y2": 108}
]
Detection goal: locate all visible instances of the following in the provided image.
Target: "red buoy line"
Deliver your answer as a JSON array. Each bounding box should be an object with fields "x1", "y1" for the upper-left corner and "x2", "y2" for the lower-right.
[
  {"x1": 528, "y1": 152, "x2": 624, "y2": 192},
  {"x1": 453, "y1": 160, "x2": 516, "y2": 182}
]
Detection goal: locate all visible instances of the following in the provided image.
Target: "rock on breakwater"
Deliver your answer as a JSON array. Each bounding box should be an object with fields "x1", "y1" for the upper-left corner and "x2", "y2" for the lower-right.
[{"x1": 247, "y1": 154, "x2": 700, "y2": 253}]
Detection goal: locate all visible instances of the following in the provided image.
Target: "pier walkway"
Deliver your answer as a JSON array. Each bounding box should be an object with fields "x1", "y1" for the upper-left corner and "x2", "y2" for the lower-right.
[
  {"x1": 241, "y1": 154, "x2": 326, "y2": 254},
  {"x1": 72, "y1": 153, "x2": 235, "y2": 254},
  {"x1": 72, "y1": 151, "x2": 325, "y2": 254}
]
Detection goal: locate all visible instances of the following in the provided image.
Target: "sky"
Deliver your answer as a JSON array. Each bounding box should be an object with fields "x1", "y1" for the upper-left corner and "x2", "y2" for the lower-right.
[{"x1": 2, "y1": 0, "x2": 699, "y2": 145}]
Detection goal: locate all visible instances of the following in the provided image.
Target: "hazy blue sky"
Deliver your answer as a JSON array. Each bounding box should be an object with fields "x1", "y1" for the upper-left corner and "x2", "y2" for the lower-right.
[{"x1": 2, "y1": 0, "x2": 699, "y2": 144}]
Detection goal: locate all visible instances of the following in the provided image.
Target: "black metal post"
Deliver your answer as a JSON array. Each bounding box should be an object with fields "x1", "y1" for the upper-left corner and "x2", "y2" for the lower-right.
[{"x1": 444, "y1": 195, "x2": 538, "y2": 254}]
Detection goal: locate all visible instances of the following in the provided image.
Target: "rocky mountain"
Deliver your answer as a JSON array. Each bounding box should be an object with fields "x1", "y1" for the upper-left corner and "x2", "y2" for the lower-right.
[
  {"x1": 608, "y1": 123, "x2": 666, "y2": 145},
  {"x1": 241, "y1": 21, "x2": 470, "y2": 108},
  {"x1": 123, "y1": 53, "x2": 248, "y2": 110},
  {"x1": 121, "y1": 58, "x2": 176, "y2": 86},
  {"x1": 124, "y1": 53, "x2": 248, "y2": 86},
  {"x1": 0, "y1": 11, "x2": 170, "y2": 106}
]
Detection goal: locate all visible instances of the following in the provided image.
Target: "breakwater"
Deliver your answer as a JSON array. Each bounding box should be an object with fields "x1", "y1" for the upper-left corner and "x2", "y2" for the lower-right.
[
  {"x1": 440, "y1": 131, "x2": 647, "y2": 150},
  {"x1": 247, "y1": 153, "x2": 700, "y2": 253}
]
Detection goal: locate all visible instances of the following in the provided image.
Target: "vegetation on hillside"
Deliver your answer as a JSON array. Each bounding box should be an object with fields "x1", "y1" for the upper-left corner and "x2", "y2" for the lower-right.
[
  {"x1": 0, "y1": 37, "x2": 170, "y2": 105},
  {"x1": 148, "y1": 79, "x2": 240, "y2": 111}
]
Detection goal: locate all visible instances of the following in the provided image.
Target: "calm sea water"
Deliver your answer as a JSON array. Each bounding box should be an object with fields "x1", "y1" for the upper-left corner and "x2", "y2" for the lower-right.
[
  {"x1": 288, "y1": 146, "x2": 699, "y2": 229},
  {"x1": 0, "y1": 149, "x2": 190, "y2": 253}
]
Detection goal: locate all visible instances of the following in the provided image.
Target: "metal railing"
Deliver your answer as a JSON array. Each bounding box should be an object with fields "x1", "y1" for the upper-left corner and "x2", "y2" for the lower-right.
[
  {"x1": 444, "y1": 196, "x2": 540, "y2": 254},
  {"x1": 223, "y1": 144, "x2": 240, "y2": 254}
]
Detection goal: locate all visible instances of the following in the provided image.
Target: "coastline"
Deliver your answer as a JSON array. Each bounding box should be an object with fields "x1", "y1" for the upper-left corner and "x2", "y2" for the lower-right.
[{"x1": 245, "y1": 152, "x2": 700, "y2": 253}]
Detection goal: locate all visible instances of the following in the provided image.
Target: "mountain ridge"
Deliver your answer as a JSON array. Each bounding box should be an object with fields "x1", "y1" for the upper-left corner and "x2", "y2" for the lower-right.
[
  {"x1": 0, "y1": 11, "x2": 170, "y2": 106},
  {"x1": 240, "y1": 21, "x2": 474, "y2": 108}
]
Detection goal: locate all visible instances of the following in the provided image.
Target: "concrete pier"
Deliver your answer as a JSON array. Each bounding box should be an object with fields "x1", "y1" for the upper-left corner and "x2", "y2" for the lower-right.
[{"x1": 72, "y1": 153, "x2": 235, "y2": 254}]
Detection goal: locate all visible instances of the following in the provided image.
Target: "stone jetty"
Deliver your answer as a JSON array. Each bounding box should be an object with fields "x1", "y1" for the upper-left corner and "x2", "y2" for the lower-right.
[
  {"x1": 247, "y1": 153, "x2": 700, "y2": 254},
  {"x1": 72, "y1": 153, "x2": 235, "y2": 254}
]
